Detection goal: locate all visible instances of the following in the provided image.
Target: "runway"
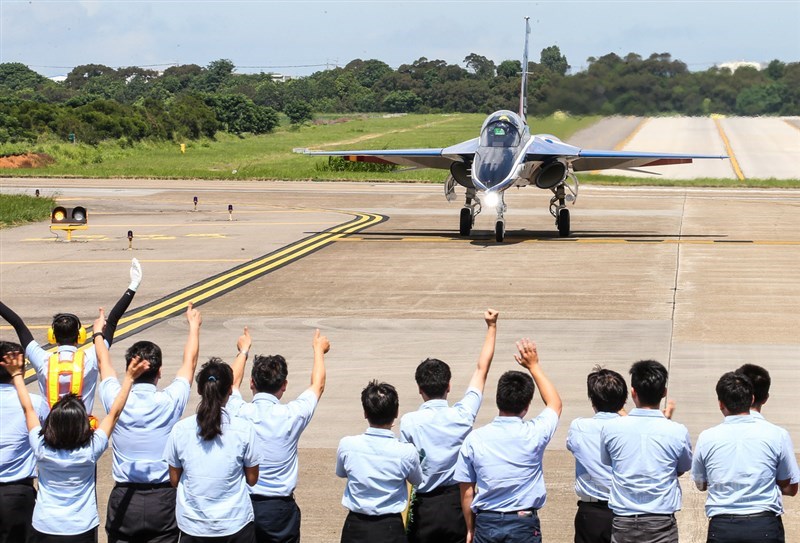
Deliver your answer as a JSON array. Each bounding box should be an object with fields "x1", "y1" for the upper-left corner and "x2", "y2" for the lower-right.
[{"x1": 1, "y1": 178, "x2": 799, "y2": 542}]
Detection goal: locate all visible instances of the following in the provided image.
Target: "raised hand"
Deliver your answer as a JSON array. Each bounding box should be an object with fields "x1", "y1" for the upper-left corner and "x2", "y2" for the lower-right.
[
  {"x1": 513, "y1": 338, "x2": 539, "y2": 369},
  {"x1": 313, "y1": 329, "x2": 330, "y2": 354}
]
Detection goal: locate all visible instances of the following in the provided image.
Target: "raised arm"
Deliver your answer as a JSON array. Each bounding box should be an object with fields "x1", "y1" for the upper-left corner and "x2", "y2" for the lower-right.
[
  {"x1": 93, "y1": 308, "x2": 117, "y2": 382},
  {"x1": 514, "y1": 338, "x2": 562, "y2": 417},
  {"x1": 175, "y1": 302, "x2": 202, "y2": 383},
  {"x1": 0, "y1": 301, "x2": 34, "y2": 349},
  {"x1": 467, "y1": 309, "x2": 498, "y2": 393},
  {"x1": 231, "y1": 326, "x2": 252, "y2": 389},
  {"x1": 309, "y1": 329, "x2": 330, "y2": 399},
  {"x1": 2, "y1": 351, "x2": 40, "y2": 431},
  {"x1": 97, "y1": 348, "x2": 149, "y2": 437},
  {"x1": 103, "y1": 258, "x2": 142, "y2": 346}
]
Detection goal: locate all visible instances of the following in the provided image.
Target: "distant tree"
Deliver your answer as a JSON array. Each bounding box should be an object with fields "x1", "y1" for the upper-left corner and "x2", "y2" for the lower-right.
[
  {"x1": 382, "y1": 90, "x2": 421, "y2": 112},
  {"x1": 765, "y1": 59, "x2": 785, "y2": 80},
  {"x1": 540, "y1": 46, "x2": 569, "y2": 76},
  {"x1": 169, "y1": 94, "x2": 219, "y2": 139},
  {"x1": 64, "y1": 64, "x2": 117, "y2": 90},
  {"x1": 0, "y1": 63, "x2": 50, "y2": 92},
  {"x1": 204, "y1": 93, "x2": 278, "y2": 134},
  {"x1": 194, "y1": 59, "x2": 236, "y2": 93},
  {"x1": 497, "y1": 60, "x2": 521, "y2": 78},
  {"x1": 285, "y1": 100, "x2": 313, "y2": 124},
  {"x1": 463, "y1": 53, "x2": 496, "y2": 78},
  {"x1": 736, "y1": 83, "x2": 785, "y2": 115}
]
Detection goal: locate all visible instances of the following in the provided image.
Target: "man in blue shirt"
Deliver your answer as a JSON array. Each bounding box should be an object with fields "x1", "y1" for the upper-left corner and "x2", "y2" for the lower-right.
[
  {"x1": 337, "y1": 380, "x2": 423, "y2": 543},
  {"x1": 400, "y1": 309, "x2": 498, "y2": 543},
  {"x1": 454, "y1": 338, "x2": 562, "y2": 543},
  {"x1": 600, "y1": 360, "x2": 692, "y2": 543},
  {"x1": 0, "y1": 341, "x2": 48, "y2": 542},
  {"x1": 228, "y1": 327, "x2": 330, "y2": 543},
  {"x1": 566, "y1": 367, "x2": 627, "y2": 543},
  {"x1": 97, "y1": 303, "x2": 201, "y2": 543},
  {"x1": 692, "y1": 371, "x2": 798, "y2": 543}
]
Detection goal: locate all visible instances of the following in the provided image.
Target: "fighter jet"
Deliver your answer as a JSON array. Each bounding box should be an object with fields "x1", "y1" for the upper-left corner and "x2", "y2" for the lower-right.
[{"x1": 299, "y1": 17, "x2": 727, "y2": 242}]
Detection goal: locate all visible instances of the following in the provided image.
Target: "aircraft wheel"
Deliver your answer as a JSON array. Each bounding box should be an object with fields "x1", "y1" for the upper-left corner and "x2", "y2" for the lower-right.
[
  {"x1": 557, "y1": 208, "x2": 570, "y2": 237},
  {"x1": 495, "y1": 220, "x2": 505, "y2": 242},
  {"x1": 459, "y1": 208, "x2": 472, "y2": 236}
]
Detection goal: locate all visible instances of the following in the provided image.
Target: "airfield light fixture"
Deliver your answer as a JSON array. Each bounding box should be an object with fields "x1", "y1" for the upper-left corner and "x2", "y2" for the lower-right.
[
  {"x1": 228, "y1": 204, "x2": 233, "y2": 221},
  {"x1": 193, "y1": 196, "x2": 198, "y2": 211},
  {"x1": 35, "y1": 189, "x2": 40, "y2": 197},
  {"x1": 50, "y1": 205, "x2": 88, "y2": 242},
  {"x1": 128, "y1": 230, "x2": 134, "y2": 250}
]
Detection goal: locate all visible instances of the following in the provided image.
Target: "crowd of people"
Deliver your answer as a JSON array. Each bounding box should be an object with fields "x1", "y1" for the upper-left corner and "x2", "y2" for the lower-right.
[{"x1": 0, "y1": 259, "x2": 798, "y2": 543}]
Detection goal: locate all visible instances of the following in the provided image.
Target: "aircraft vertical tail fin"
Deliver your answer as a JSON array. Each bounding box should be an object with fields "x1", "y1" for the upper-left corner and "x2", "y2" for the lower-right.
[{"x1": 519, "y1": 16, "x2": 531, "y2": 120}]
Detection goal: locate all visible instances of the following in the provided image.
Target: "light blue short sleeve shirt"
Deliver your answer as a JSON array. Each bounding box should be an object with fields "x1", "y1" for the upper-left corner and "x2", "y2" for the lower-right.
[
  {"x1": 165, "y1": 410, "x2": 259, "y2": 537},
  {"x1": 600, "y1": 408, "x2": 692, "y2": 515},
  {"x1": 454, "y1": 407, "x2": 559, "y2": 513},
  {"x1": 566, "y1": 411, "x2": 620, "y2": 501},
  {"x1": 30, "y1": 427, "x2": 109, "y2": 535},
  {"x1": 399, "y1": 387, "x2": 482, "y2": 493},
  {"x1": 227, "y1": 388, "x2": 318, "y2": 497},
  {"x1": 336, "y1": 428, "x2": 423, "y2": 515},
  {"x1": 692, "y1": 414, "x2": 799, "y2": 517},
  {"x1": 0, "y1": 385, "x2": 48, "y2": 482},
  {"x1": 26, "y1": 341, "x2": 100, "y2": 413},
  {"x1": 751, "y1": 411, "x2": 800, "y2": 485},
  {"x1": 99, "y1": 377, "x2": 190, "y2": 483}
]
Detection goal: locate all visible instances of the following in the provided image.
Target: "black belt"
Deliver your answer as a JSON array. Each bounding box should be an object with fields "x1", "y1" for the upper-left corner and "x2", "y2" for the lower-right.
[
  {"x1": 578, "y1": 499, "x2": 609, "y2": 507},
  {"x1": 115, "y1": 482, "x2": 173, "y2": 490},
  {"x1": 347, "y1": 511, "x2": 402, "y2": 522},
  {"x1": 251, "y1": 493, "x2": 295, "y2": 502},
  {"x1": 713, "y1": 511, "x2": 777, "y2": 519},
  {"x1": 0, "y1": 477, "x2": 34, "y2": 487},
  {"x1": 477, "y1": 508, "x2": 538, "y2": 517},
  {"x1": 417, "y1": 483, "x2": 460, "y2": 498},
  {"x1": 616, "y1": 513, "x2": 674, "y2": 518}
]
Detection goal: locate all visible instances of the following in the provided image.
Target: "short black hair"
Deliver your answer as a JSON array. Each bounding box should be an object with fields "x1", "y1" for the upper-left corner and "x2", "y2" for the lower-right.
[
  {"x1": 629, "y1": 360, "x2": 668, "y2": 407},
  {"x1": 0, "y1": 340, "x2": 23, "y2": 384},
  {"x1": 41, "y1": 393, "x2": 93, "y2": 450},
  {"x1": 496, "y1": 371, "x2": 534, "y2": 415},
  {"x1": 735, "y1": 364, "x2": 770, "y2": 406},
  {"x1": 52, "y1": 313, "x2": 81, "y2": 345},
  {"x1": 716, "y1": 372, "x2": 754, "y2": 415},
  {"x1": 587, "y1": 367, "x2": 628, "y2": 413},
  {"x1": 251, "y1": 355, "x2": 288, "y2": 394},
  {"x1": 415, "y1": 358, "x2": 451, "y2": 399},
  {"x1": 125, "y1": 341, "x2": 162, "y2": 383},
  {"x1": 361, "y1": 380, "x2": 399, "y2": 426}
]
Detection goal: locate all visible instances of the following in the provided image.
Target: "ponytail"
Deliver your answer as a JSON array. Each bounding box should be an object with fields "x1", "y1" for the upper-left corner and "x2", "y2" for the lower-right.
[{"x1": 196, "y1": 358, "x2": 233, "y2": 441}]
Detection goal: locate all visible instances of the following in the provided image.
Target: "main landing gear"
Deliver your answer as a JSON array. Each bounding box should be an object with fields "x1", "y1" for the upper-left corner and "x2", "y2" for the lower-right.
[
  {"x1": 459, "y1": 189, "x2": 481, "y2": 236},
  {"x1": 549, "y1": 173, "x2": 579, "y2": 237}
]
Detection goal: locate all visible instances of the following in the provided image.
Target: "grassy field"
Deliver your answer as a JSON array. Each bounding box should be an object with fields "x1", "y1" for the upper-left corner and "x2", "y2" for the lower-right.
[
  {"x1": 0, "y1": 194, "x2": 56, "y2": 227},
  {"x1": 1, "y1": 113, "x2": 798, "y2": 187}
]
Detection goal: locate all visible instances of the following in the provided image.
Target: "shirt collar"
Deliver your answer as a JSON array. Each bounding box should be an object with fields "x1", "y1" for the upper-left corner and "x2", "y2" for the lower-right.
[
  {"x1": 132, "y1": 383, "x2": 157, "y2": 393},
  {"x1": 628, "y1": 407, "x2": 666, "y2": 418},
  {"x1": 421, "y1": 399, "x2": 448, "y2": 409},
  {"x1": 750, "y1": 410, "x2": 765, "y2": 420},
  {"x1": 492, "y1": 415, "x2": 523, "y2": 424},
  {"x1": 0, "y1": 383, "x2": 16, "y2": 391},
  {"x1": 253, "y1": 392, "x2": 280, "y2": 405},
  {"x1": 593, "y1": 411, "x2": 620, "y2": 420},
  {"x1": 58, "y1": 345, "x2": 78, "y2": 353},
  {"x1": 365, "y1": 427, "x2": 396, "y2": 438},
  {"x1": 724, "y1": 414, "x2": 754, "y2": 423}
]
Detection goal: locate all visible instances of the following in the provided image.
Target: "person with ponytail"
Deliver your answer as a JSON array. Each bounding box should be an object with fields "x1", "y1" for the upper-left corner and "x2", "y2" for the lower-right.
[
  {"x1": 165, "y1": 358, "x2": 259, "y2": 543},
  {"x1": 0, "y1": 311, "x2": 149, "y2": 543}
]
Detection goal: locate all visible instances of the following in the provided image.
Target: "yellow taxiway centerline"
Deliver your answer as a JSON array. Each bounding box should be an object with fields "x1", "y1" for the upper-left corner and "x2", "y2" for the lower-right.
[{"x1": 712, "y1": 117, "x2": 745, "y2": 181}]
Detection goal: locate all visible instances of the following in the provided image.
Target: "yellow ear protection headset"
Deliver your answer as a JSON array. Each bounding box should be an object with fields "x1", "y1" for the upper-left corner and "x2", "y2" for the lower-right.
[{"x1": 48, "y1": 313, "x2": 87, "y2": 345}]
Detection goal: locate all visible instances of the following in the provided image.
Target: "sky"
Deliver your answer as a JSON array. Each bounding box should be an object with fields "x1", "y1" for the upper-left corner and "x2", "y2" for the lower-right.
[{"x1": 1, "y1": 0, "x2": 799, "y2": 79}]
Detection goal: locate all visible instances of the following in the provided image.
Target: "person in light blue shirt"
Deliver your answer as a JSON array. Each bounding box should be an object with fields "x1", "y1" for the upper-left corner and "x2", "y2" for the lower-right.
[
  {"x1": 165, "y1": 358, "x2": 259, "y2": 543},
  {"x1": 227, "y1": 326, "x2": 330, "y2": 543},
  {"x1": 566, "y1": 367, "x2": 628, "y2": 543},
  {"x1": 0, "y1": 341, "x2": 49, "y2": 542},
  {"x1": 336, "y1": 380, "x2": 423, "y2": 543},
  {"x1": 600, "y1": 360, "x2": 691, "y2": 543},
  {"x1": 692, "y1": 371, "x2": 798, "y2": 543},
  {"x1": 399, "y1": 308, "x2": 498, "y2": 543},
  {"x1": 1, "y1": 329, "x2": 149, "y2": 543},
  {"x1": 97, "y1": 303, "x2": 201, "y2": 543},
  {"x1": 454, "y1": 338, "x2": 562, "y2": 543}
]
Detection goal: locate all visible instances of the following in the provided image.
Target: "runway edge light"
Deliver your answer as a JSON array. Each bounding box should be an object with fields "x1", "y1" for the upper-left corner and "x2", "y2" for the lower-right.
[{"x1": 50, "y1": 205, "x2": 88, "y2": 242}]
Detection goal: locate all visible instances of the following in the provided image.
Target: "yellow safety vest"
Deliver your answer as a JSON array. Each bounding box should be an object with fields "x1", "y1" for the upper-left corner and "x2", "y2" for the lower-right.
[{"x1": 47, "y1": 350, "x2": 85, "y2": 408}]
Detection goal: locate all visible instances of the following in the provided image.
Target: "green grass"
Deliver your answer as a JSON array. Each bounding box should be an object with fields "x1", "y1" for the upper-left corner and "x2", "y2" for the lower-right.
[
  {"x1": 579, "y1": 174, "x2": 800, "y2": 188},
  {"x1": 0, "y1": 194, "x2": 56, "y2": 228}
]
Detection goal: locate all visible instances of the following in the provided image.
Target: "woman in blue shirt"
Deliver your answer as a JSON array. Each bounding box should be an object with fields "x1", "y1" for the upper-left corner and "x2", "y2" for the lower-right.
[
  {"x1": 165, "y1": 358, "x2": 259, "y2": 543},
  {"x1": 1, "y1": 318, "x2": 149, "y2": 543}
]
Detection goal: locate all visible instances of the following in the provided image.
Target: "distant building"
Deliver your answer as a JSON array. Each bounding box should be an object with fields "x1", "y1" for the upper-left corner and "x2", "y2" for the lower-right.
[
  {"x1": 717, "y1": 61, "x2": 764, "y2": 72},
  {"x1": 270, "y1": 73, "x2": 295, "y2": 83}
]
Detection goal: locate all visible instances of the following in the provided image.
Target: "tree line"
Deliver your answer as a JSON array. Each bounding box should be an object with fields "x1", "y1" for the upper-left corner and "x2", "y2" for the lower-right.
[{"x1": 1, "y1": 48, "x2": 797, "y2": 145}]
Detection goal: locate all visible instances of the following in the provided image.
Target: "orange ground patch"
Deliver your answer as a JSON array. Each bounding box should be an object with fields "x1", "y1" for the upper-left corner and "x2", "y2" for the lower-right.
[{"x1": 0, "y1": 153, "x2": 55, "y2": 169}]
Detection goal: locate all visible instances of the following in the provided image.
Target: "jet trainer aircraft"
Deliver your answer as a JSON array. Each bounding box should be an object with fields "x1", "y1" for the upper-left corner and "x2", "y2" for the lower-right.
[{"x1": 299, "y1": 17, "x2": 728, "y2": 242}]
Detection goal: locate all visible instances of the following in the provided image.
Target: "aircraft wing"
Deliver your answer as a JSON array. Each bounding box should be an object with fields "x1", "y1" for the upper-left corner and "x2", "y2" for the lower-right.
[
  {"x1": 570, "y1": 149, "x2": 728, "y2": 172},
  {"x1": 298, "y1": 138, "x2": 479, "y2": 170}
]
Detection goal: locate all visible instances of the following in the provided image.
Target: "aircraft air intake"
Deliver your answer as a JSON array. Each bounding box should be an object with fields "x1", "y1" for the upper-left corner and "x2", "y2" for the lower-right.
[{"x1": 534, "y1": 159, "x2": 568, "y2": 189}]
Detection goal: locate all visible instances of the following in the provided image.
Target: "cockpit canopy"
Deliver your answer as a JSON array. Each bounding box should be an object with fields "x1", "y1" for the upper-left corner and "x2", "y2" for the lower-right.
[{"x1": 479, "y1": 111, "x2": 525, "y2": 148}]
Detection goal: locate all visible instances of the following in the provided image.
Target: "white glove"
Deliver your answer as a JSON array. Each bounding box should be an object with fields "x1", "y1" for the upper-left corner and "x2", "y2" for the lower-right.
[{"x1": 128, "y1": 258, "x2": 143, "y2": 291}]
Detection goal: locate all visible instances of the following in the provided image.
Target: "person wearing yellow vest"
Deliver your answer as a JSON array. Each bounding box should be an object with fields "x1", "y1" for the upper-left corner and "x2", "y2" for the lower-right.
[{"x1": 0, "y1": 258, "x2": 143, "y2": 414}]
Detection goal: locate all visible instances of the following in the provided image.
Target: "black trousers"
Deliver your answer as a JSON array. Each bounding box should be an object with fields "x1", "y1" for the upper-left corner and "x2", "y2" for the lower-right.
[
  {"x1": 179, "y1": 522, "x2": 255, "y2": 543},
  {"x1": 707, "y1": 514, "x2": 785, "y2": 543},
  {"x1": 407, "y1": 484, "x2": 466, "y2": 543},
  {"x1": 574, "y1": 501, "x2": 613, "y2": 543},
  {"x1": 0, "y1": 480, "x2": 36, "y2": 543},
  {"x1": 31, "y1": 527, "x2": 97, "y2": 543},
  {"x1": 340, "y1": 511, "x2": 406, "y2": 543},
  {"x1": 106, "y1": 483, "x2": 179, "y2": 543},
  {"x1": 251, "y1": 495, "x2": 301, "y2": 543},
  {"x1": 611, "y1": 514, "x2": 677, "y2": 543}
]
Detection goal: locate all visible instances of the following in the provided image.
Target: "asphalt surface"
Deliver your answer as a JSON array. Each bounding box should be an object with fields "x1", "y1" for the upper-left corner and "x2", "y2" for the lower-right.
[{"x1": 2, "y1": 155, "x2": 800, "y2": 541}]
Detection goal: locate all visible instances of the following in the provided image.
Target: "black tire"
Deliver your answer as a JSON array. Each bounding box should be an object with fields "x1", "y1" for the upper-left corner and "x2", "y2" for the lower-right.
[
  {"x1": 495, "y1": 220, "x2": 504, "y2": 242},
  {"x1": 557, "y1": 208, "x2": 570, "y2": 237},
  {"x1": 459, "y1": 208, "x2": 472, "y2": 236}
]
